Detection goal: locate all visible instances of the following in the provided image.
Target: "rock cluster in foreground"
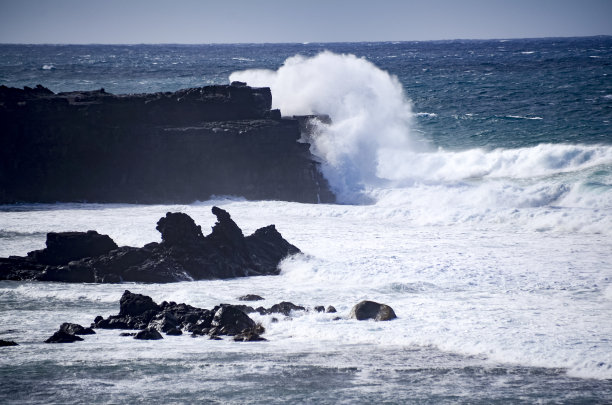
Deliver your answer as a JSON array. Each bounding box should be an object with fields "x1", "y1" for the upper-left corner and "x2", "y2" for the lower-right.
[
  {"x1": 0, "y1": 83, "x2": 335, "y2": 204},
  {"x1": 0, "y1": 206, "x2": 299, "y2": 283},
  {"x1": 36, "y1": 291, "x2": 397, "y2": 344}
]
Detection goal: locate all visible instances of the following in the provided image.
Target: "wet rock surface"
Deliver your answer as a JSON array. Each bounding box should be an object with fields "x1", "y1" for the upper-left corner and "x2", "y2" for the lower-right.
[
  {"x1": 38, "y1": 291, "x2": 396, "y2": 345},
  {"x1": 0, "y1": 207, "x2": 300, "y2": 283},
  {"x1": 349, "y1": 300, "x2": 397, "y2": 321},
  {"x1": 44, "y1": 330, "x2": 84, "y2": 343},
  {"x1": 59, "y1": 323, "x2": 95, "y2": 335},
  {"x1": 134, "y1": 328, "x2": 163, "y2": 340}
]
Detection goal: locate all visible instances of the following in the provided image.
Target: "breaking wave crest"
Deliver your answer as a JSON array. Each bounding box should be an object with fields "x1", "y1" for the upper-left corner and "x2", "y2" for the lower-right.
[{"x1": 230, "y1": 52, "x2": 612, "y2": 226}]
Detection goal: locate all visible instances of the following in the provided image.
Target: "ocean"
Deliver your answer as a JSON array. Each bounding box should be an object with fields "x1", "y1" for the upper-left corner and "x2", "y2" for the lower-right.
[{"x1": 1, "y1": 37, "x2": 611, "y2": 403}]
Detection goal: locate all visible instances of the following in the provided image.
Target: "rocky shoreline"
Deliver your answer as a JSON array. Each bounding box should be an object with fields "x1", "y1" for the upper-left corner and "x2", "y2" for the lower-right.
[
  {"x1": 0, "y1": 206, "x2": 299, "y2": 283},
  {"x1": 0, "y1": 83, "x2": 335, "y2": 204},
  {"x1": 6, "y1": 290, "x2": 396, "y2": 345}
]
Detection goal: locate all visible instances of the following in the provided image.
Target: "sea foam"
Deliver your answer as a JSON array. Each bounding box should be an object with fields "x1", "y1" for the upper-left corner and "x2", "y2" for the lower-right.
[{"x1": 231, "y1": 52, "x2": 612, "y2": 226}]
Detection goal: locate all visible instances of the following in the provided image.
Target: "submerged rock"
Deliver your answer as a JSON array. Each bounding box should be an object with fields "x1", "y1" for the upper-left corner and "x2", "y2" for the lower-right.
[
  {"x1": 134, "y1": 328, "x2": 163, "y2": 340},
  {"x1": 0, "y1": 207, "x2": 300, "y2": 283},
  {"x1": 238, "y1": 294, "x2": 265, "y2": 301},
  {"x1": 59, "y1": 323, "x2": 95, "y2": 335},
  {"x1": 349, "y1": 301, "x2": 397, "y2": 321},
  {"x1": 267, "y1": 301, "x2": 306, "y2": 316},
  {"x1": 45, "y1": 330, "x2": 84, "y2": 343}
]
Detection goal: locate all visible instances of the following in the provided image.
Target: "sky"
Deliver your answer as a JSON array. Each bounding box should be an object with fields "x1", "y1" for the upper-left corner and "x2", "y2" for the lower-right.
[{"x1": 0, "y1": 0, "x2": 611, "y2": 44}]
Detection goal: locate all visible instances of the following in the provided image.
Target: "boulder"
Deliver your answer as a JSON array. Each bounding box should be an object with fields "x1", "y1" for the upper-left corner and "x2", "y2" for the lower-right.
[
  {"x1": 210, "y1": 305, "x2": 256, "y2": 336},
  {"x1": 349, "y1": 301, "x2": 397, "y2": 321},
  {"x1": 234, "y1": 330, "x2": 267, "y2": 342},
  {"x1": 59, "y1": 323, "x2": 95, "y2": 335},
  {"x1": 238, "y1": 294, "x2": 264, "y2": 301},
  {"x1": 148, "y1": 312, "x2": 179, "y2": 333},
  {"x1": 0, "y1": 339, "x2": 18, "y2": 347},
  {"x1": 165, "y1": 328, "x2": 182, "y2": 336},
  {"x1": 156, "y1": 212, "x2": 204, "y2": 246},
  {"x1": 326, "y1": 306, "x2": 337, "y2": 313},
  {"x1": 45, "y1": 330, "x2": 84, "y2": 343},
  {"x1": 267, "y1": 301, "x2": 306, "y2": 316},
  {"x1": 134, "y1": 328, "x2": 163, "y2": 340},
  {"x1": 119, "y1": 290, "x2": 161, "y2": 317},
  {"x1": 27, "y1": 231, "x2": 118, "y2": 266}
]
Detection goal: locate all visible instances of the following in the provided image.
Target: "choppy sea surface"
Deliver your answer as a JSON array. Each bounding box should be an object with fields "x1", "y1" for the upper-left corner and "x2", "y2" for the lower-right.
[{"x1": 1, "y1": 37, "x2": 612, "y2": 403}]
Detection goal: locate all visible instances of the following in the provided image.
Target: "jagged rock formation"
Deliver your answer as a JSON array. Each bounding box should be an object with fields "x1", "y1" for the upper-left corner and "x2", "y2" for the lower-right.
[
  {"x1": 0, "y1": 83, "x2": 335, "y2": 204},
  {"x1": 0, "y1": 206, "x2": 300, "y2": 283}
]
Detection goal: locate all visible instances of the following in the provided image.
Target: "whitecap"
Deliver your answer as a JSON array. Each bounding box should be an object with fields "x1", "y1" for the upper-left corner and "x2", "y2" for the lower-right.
[
  {"x1": 416, "y1": 112, "x2": 437, "y2": 118},
  {"x1": 506, "y1": 115, "x2": 543, "y2": 120},
  {"x1": 41, "y1": 64, "x2": 55, "y2": 70}
]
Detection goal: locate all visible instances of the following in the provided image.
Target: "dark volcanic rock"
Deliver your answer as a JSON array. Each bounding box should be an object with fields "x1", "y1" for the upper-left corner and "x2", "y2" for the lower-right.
[
  {"x1": 234, "y1": 327, "x2": 267, "y2": 342},
  {"x1": 246, "y1": 225, "x2": 301, "y2": 275},
  {"x1": 28, "y1": 231, "x2": 118, "y2": 266},
  {"x1": 0, "y1": 207, "x2": 300, "y2": 283},
  {"x1": 156, "y1": 212, "x2": 203, "y2": 247},
  {"x1": 59, "y1": 322, "x2": 95, "y2": 335},
  {"x1": 210, "y1": 305, "x2": 256, "y2": 336},
  {"x1": 349, "y1": 300, "x2": 397, "y2": 321},
  {"x1": 0, "y1": 339, "x2": 18, "y2": 347},
  {"x1": 238, "y1": 294, "x2": 264, "y2": 301},
  {"x1": 267, "y1": 301, "x2": 306, "y2": 316},
  {"x1": 134, "y1": 328, "x2": 163, "y2": 340},
  {"x1": 45, "y1": 330, "x2": 84, "y2": 343},
  {"x1": 165, "y1": 327, "x2": 183, "y2": 336},
  {"x1": 120, "y1": 290, "x2": 161, "y2": 317},
  {"x1": 0, "y1": 84, "x2": 334, "y2": 204},
  {"x1": 148, "y1": 312, "x2": 179, "y2": 333},
  {"x1": 94, "y1": 291, "x2": 265, "y2": 342}
]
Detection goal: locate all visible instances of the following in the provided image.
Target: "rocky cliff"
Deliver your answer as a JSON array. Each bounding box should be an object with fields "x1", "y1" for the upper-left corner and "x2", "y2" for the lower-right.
[{"x1": 0, "y1": 83, "x2": 335, "y2": 204}]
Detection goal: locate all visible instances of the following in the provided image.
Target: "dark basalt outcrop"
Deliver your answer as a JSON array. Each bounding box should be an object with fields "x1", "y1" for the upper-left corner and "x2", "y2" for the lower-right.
[
  {"x1": 0, "y1": 206, "x2": 300, "y2": 283},
  {"x1": 40, "y1": 291, "x2": 390, "y2": 345},
  {"x1": 94, "y1": 290, "x2": 266, "y2": 341},
  {"x1": 0, "y1": 83, "x2": 335, "y2": 204}
]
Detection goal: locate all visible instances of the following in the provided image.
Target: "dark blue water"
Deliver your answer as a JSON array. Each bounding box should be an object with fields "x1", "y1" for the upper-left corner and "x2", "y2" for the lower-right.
[{"x1": 1, "y1": 37, "x2": 611, "y2": 150}]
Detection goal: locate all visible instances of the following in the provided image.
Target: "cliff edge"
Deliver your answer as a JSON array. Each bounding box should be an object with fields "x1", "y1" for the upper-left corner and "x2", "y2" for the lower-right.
[{"x1": 0, "y1": 83, "x2": 335, "y2": 204}]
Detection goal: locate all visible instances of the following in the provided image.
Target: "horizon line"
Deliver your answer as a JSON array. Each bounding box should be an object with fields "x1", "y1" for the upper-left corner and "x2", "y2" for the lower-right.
[{"x1": 1, "y1": 34, "x2": 610, "y2": 47}]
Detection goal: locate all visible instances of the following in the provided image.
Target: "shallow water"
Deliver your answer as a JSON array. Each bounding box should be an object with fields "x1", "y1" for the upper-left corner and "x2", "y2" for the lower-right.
[{"x1": 1, "y1": 199, "x2": 611, "y2": 402}]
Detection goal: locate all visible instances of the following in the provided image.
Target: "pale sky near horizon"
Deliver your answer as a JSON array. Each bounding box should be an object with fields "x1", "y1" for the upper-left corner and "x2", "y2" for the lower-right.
[{"x1": 0, "y1": 0, "x2": 610, "y2": 44}]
